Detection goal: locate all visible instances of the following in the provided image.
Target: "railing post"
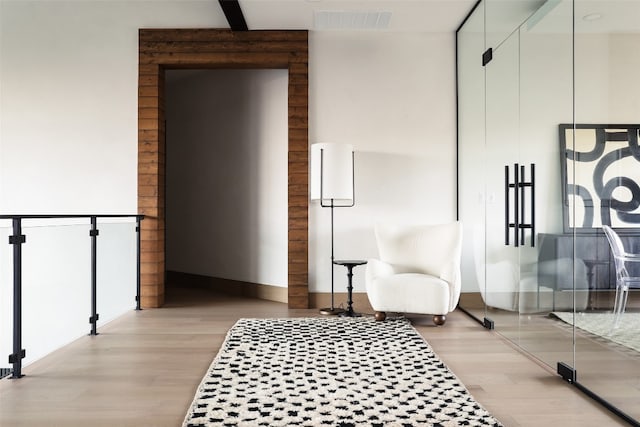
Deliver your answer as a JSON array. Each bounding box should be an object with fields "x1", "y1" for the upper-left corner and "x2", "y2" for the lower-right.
[
  {"x1": 9, "y1": 218, "x2": 26, "y2": 378},
  {"x1": 135, "y1": 216, "x2": 142, "y2": 311},
  {"x1": 89, "y1": 216, "x2": 99, "y2": 335}
]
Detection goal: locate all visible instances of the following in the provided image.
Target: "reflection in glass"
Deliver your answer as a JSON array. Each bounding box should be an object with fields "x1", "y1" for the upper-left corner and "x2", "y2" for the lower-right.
[
  {"x1": 573, "y1": 1, "x2": 640, "y2": 420},
  {"x1": 484, "y1": 28, "x2": 520, "y2": 343},
  {"x1": 457, "y1": 1, "x2": 486, "y2": 322},
  {"x1": 458, "y1": 0, "x2": 640, "y2": 423},
  {"x1": 517, "y1": 0, "x2": 574, "y2": 371}
]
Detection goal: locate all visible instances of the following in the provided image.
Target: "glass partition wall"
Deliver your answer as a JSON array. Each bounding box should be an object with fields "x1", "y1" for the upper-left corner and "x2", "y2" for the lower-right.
[
  {"x1": 572, "y1": 0, "x2": 640, "y2": 419},
  {"x1": 457, "y1": 0, "x2": 640, "y2": 424},
  {"x1": 457, "y1": 0, "x2": 486, "y2": 323}
]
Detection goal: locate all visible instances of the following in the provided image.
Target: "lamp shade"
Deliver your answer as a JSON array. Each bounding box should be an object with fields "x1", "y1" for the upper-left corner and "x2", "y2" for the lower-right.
[{"x1": 310, "y1": 143, "x2": 354, "y2": 201}]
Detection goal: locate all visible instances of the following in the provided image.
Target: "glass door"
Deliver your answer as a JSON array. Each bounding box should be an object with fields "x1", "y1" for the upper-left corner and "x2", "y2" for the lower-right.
[
  {"x1": 572, "y1": 0, "x2": 640, "y2": 421},
  {"x1": 484, "y1": 0, "x2": 576, "y2": 360},
  {"x1": 458, "y1": 0, "x2": 640, "y2": 423},
  {"x1": 483, "y1": 28, "x2": 521, "y2": 342},
  {"x1": 517, "y1": 0, "x2": 575, "y2": 369}
]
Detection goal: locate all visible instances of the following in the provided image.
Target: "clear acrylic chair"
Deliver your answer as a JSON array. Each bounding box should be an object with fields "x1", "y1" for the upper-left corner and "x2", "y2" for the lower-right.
[{"x1": 602, "y1": 225, "x2": 640, "y2": 329}]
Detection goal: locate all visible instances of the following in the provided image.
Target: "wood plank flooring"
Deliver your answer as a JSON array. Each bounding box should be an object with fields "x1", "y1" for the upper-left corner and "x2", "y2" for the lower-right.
[{"x1": 0, "y1": 287, "x2": 628, "y2": 426}]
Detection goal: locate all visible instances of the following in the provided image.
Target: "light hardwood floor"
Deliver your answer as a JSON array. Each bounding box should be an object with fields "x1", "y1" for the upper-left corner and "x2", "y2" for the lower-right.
[{"x1": 0, "y1": 287, "x2": 628, "y2": 427}]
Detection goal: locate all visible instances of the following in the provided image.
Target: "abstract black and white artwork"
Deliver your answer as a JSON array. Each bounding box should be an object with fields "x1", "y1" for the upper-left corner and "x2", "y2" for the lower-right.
[{"x1": 561, "y1": 124, "x2": 640, "y2": 233}]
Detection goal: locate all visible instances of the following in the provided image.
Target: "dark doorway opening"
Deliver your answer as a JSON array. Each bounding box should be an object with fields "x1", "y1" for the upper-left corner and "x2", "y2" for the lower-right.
[{"x1": 137, "y1": 29, "x2": 309, "y2": 308}]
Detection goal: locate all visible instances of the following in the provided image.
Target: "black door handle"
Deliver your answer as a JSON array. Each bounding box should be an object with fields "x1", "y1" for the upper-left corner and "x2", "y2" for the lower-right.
[
  {"x1": 505, "y1": 164, "x2": 520, "y2": 247},
  {"x1": 505, "y1": 163, "x2": 535, "y2": 247},
  {"x1": 518, "y1": 163, "x2": 536, "y2": 248}
]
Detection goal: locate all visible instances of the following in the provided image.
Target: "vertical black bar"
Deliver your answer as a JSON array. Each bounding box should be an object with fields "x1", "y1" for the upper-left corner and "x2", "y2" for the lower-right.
[
  {"x1": 9, "y1": 218, "x2": 25, "y2": 378},
  {"x1": 514, "y1": 163, "x2": 520, "y2": 248},
  {"x1": 345, "y1": 265, "x2": 355, "y2": 316},
  {"x1": 530, "y1": 163, "x2": 536, "y2": 247},
  {"x1": 520, "y1": 164, "x2": 526, "y2": 245},
  {"x1": 89, "y1": 216, "x2": 99, "y2": 335},
  {"x1": 330, "y1": 199, "x2": 335, "y2": 310},
  {"x1": 135, "y1": 216, "x2": 142, "y2": 311},
  {"x1": 350, "y1": 151, "x2": 355, "y2": 207},
  {"x1": 505, "y1": 165, "x2": 510, "y2": 245}
]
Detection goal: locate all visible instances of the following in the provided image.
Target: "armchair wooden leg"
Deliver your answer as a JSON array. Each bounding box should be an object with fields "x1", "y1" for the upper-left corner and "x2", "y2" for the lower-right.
[
  {"x1": 433, "y1": 315, "x2": 446, "y2": 326},
  {"x1": 374, "y1": 311, "x2": 387, "y2": 321}
]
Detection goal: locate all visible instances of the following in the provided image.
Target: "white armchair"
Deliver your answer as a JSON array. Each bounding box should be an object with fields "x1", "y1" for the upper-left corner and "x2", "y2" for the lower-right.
[{"x1": 365, "y1": 222, "x2": 463, "y2": 325}]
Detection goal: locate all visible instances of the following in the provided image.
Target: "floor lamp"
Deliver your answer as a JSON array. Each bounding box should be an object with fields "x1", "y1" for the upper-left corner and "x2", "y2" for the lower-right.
[{"x1": 311, "y1": 143, "x2": 355, "y2": 315}]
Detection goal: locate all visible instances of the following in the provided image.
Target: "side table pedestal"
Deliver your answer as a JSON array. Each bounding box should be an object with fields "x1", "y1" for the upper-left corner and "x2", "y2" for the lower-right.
[{"x1": 333, "y1": 260, "x2": 367, "y2": 317}]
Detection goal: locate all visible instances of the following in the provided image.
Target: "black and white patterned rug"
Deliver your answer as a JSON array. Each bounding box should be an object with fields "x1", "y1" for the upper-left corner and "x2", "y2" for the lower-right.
[{"x1": 183, "y1": 317, "x2": 502, "y2": 427}]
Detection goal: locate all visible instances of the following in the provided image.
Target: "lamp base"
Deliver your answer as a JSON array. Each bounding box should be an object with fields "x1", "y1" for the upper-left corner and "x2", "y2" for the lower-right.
[{"x1": 319, "y1": 307, "x2": 345, "y2": 315}]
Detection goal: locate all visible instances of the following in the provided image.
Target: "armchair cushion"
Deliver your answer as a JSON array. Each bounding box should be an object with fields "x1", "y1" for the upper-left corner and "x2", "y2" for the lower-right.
[{"x1": 366, "y1": 272, "x2": 450, "y2": 315}]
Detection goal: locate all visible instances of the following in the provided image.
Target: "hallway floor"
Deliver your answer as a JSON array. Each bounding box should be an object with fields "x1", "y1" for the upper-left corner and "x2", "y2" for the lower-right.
[{"x1": 0, "y1": 287, "x2": 627, "y2": 426}]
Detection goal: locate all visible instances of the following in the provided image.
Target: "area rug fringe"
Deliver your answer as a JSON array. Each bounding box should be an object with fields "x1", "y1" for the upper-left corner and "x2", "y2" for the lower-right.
[{"x1": 183, "y1": 317, "x2": 502, "y2": 426}]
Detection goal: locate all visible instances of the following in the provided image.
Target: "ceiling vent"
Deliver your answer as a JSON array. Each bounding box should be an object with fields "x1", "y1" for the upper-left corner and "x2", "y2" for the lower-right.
[{"x1": 314, "y1": 10, "x2": 392, "y2": 30}]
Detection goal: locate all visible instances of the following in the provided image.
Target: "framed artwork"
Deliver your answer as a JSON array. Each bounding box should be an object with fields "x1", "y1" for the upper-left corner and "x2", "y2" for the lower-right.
[{"x1": 560, "y1": 124, "x2": 640, "y2": 233}]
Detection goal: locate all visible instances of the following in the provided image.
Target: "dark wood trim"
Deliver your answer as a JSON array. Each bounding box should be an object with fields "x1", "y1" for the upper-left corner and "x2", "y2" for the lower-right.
[
  {"x1": 218, "y1": 0, "x2": 249, "y2": 31},
  {"x1": 138, "y1": 29, "x2": 309, "y2": 308}
]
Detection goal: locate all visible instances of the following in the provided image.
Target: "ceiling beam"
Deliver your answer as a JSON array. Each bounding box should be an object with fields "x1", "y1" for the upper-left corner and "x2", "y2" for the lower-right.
[{"x1": 218, "y1": 0, "x2": 249, "y2": 31}]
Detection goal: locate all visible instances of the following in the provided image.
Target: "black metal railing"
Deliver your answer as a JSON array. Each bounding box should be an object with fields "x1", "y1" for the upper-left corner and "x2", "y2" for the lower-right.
[{"x1": 0, "y1": 214, "x2": 144, "y2": 379}]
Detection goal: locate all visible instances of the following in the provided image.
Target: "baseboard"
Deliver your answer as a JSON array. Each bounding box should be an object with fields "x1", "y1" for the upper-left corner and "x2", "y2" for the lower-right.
[
  {"x1": 166, "y1": 271, "x2": 378, "y2": 311},
  {"x1": 166, "y1": 271, "x2": 288, "y2": 304}
]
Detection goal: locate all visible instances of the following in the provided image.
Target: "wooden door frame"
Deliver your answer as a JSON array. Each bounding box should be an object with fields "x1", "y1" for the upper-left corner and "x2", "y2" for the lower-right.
[{"x1": 138, "y1": 29, "x2": 309, "y2": 308}]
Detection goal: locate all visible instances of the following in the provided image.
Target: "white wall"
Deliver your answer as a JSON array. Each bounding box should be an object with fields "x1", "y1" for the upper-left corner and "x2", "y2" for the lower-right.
[
  {"x1": 0, "y1": 1, "x2": 458, "y2": 304},
  {"x1": 0, "y1": 0, "x2": 226, "y2": 213},
  {"x1": 0, "y1": 0, "x2": 229, "y2": 368},
  {"x1": 575, "y1": 33, "x2": 640, "y2": 124},
  {"x1": 165, "y1": 69, "x2": 288, "y2": 287},
  {"x1": 162, "y1": 32, "x2": 459, "y2": 296},
  {"x1": 309, "y1": 31, "x2": 458, "y2": 293}
]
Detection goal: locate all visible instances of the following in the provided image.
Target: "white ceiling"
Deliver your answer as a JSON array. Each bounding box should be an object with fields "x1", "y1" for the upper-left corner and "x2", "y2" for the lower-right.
[
  {"x1": 538, "y1": 0, "x2": 640, "y2": 33},
  {"x1": 234, "y1": 0, "x2": 640, "y2": 34},
  {"x1": 237, "y1": 0, "x2": 478, "y2": 32}
]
